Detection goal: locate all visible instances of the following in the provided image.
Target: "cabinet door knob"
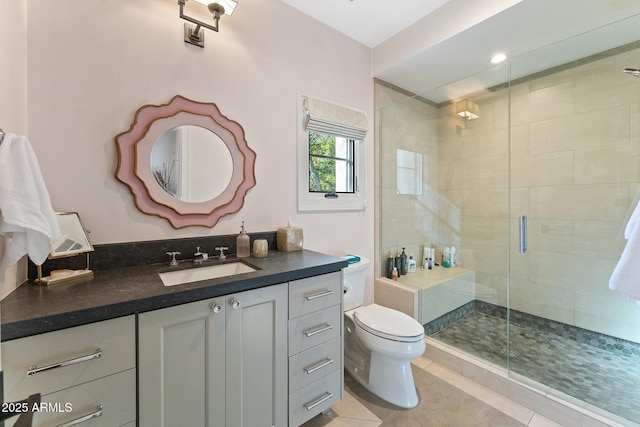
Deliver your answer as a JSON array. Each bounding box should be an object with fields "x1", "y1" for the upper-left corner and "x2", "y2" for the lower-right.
[
  {"x1": 230, "y1": 298, "x2": 241, "y2": 309},
  {"x1": 211, "y1": 304, "x2": 222, "y2": 313}
]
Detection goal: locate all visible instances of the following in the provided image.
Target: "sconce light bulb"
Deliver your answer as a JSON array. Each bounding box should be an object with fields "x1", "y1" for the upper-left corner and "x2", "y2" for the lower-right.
[{"x1": 208, "y1": 2, "x2": 225, "y2": 17}]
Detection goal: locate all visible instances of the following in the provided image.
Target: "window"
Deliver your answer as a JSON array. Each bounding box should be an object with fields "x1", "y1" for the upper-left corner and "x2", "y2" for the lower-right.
[
  {"x1": 308, "y1": 132, "x2": 356, "y2": 194},
  {"x1": 297, "y1": 95, "x2": 367, "y2": 211}
]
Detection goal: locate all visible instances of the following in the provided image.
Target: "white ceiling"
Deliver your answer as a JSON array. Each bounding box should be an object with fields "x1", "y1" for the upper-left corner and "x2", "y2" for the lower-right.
[
  {"x1": 279, "y1": 0, "x2": 453, "y2": 48},
  {"x1": 281, "y1": 0, "x2": 640, "y2": 102}
]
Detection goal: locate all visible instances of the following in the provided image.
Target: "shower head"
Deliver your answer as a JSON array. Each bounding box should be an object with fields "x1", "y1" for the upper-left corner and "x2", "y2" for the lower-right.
[{"x1": 623, "y1": 68, "x2": 640, "y2": 77}]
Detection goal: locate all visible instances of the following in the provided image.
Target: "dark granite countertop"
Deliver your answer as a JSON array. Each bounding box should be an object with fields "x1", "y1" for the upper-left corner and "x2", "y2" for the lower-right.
[{"x1": 1, "y1": 249, "x2": 347, "y2": 341}]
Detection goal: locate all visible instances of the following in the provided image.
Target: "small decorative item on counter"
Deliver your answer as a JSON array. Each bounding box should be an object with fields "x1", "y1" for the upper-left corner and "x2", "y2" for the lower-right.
[
  {"x1": 253, "y1": 239, "x2": 268, "y2": 258},
  {"x1": 392, "y1": 266, "x2": 399, "y2": 280},
  {"x1": 236, "y1": 221, "x2": 251, "y2": 258},
  {"x1": 277, "y1": 219, "x2": 303, "y2": 251}
]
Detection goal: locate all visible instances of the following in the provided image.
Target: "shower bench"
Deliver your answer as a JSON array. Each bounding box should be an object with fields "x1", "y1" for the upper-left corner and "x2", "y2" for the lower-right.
[{"x1": 375, "y1": 266, "x2": 476, "y2": 324}]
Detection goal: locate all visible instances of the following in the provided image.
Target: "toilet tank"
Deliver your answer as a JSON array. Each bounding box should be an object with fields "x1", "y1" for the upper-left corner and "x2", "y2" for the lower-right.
[{"x1": 343, "y1": 257, "x2": 370, "y2": 311}]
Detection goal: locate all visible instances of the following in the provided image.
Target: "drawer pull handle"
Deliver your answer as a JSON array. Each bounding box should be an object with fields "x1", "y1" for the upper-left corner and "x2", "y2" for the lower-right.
[
  {"x1": 304, "y1": 290, "x2": 334, "y2": 301},
  {"x1": 56, "y1": 404, "x2": 103, "y2": 427},
  {"x1": 26, "y1": 348, "x2": 102, "y2": 377},
  {"x1": 304, "y1": 392, "x2": 334, "y2": 411},
  {"x1": 303, "y1": 324, "x2": 333, "y2": 337},
  {"x1": 304, "y1": 358, "x2": 334, "y2": 375}
]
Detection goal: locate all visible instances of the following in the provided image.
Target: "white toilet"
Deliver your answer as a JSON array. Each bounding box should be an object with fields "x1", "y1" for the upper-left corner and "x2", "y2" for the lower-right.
[{"x1": 342, "y1": 256, "x2": 425, "y2": 408}]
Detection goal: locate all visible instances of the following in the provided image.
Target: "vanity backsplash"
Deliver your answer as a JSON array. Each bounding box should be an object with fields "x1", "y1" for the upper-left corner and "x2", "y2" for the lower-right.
[{"x1": 29, "y1": 231, "x2": 278, "y2": 278}]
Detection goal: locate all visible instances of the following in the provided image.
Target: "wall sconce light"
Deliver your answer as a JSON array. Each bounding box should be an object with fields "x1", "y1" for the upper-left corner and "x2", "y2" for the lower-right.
[
  {"x1": 456, "y1": 99, "x2": 479, "y2": 134},
  {"x1": 179, "y1": 0, "x2": 237, "y2": 48},
  {"x1": 456, "y1": 99, "x2": 480, "y2": 120}
]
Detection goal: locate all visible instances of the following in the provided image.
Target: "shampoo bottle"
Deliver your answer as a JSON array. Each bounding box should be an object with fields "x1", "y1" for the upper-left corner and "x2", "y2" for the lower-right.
[
  {"x1": 408, "y1": 255, "x2": 417, "y2": 273},
  {"x1": 443, "y1": 247, "x2": 451, "y2": 268},
  {"x1": 386, "y1": 255, "x2": 394, "y2": 279},
  {"x1": 236, "y1": 221, "x2": 250, "y2": 258},
  {"x1": 400, "y1": 247, "x2": 408, "y2": 275},
  {"x1": 395, "y1": 252, "x2": 402, "y2": 276}
]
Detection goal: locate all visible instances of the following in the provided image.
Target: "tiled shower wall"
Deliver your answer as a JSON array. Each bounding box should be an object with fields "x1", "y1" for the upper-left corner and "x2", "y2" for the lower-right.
[
  {"x1": 378, "y1": 44, "x2": 640, "y2": 343},
  {"x1": 377, "y1": 83, "x2": 441, "y2": 266}
]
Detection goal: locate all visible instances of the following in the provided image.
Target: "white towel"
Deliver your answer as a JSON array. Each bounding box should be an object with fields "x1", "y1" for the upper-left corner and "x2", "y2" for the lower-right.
[
  {"x1": 609, "y1": 200, "x2": 640, "y2": 301},
  {"x1": 0, "y1": 133, "x2": 60, "y2": 267}
]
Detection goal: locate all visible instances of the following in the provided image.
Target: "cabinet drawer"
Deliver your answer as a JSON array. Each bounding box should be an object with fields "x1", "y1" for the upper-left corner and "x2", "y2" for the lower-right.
[
  {"x1": 7, "y1": 368, "x2": 136, "y2": 427},
  {"x1": 289, "y1": 272, "x2": 342, "y2": 318},
  {"x1": 289, "y1": 337, "x2": 341, "y2": 393},
  {"x1": 289, "y1": 304, "x2": 341, "y2": 356},
  {"x1": 289, "y1": 370, "x2": 342, "y2": 427},
  {"x1": 3, "y1": 316, "x2": 135, "y2": 401}
]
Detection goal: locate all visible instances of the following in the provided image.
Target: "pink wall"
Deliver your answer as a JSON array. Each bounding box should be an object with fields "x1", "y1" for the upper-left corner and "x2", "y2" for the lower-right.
[{"x1": 2, "y1": 0, "x2": 375, "y2": 300}]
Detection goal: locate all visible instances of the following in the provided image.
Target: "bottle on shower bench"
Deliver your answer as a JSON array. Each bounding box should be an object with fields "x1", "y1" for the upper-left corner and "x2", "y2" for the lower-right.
[
  {"x1": 400, "y1": 247, "x2": 408, "y2": 275},
  {"x1": 443, "y1": 247, "x2": 451, "y2": 268}
]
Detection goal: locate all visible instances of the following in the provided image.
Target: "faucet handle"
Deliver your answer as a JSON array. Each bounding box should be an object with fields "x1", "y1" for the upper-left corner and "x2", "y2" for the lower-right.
[
  {"x1": 166, "y1": 251, "x2": 181, "y2": 267},
  {"x1": 215, "y1": 246, "x2": 228, "y2": 260}
]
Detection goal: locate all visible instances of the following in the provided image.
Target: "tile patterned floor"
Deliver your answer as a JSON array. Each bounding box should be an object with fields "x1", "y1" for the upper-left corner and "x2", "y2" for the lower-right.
[
  {"x1": 430, "y1": 311, "x2": 640, "y2": 423},
  {"x1": 301, "y1": 356, "x2": 559, "y2": 427}
]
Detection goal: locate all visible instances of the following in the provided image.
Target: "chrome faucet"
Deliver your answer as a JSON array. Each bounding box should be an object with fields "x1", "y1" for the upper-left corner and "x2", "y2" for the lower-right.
[
  {"x1": 215, "y1": 246, "x2": 228, "y2": 260},
  {"x1": 193, "y1": 247, "x2": 207, "y2": 264}
]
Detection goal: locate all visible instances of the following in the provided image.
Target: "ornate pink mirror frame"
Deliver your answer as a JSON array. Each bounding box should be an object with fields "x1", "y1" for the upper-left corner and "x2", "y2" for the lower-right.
[{"x1": 115, "y1": 95, "x2": 256, "y2": 228}]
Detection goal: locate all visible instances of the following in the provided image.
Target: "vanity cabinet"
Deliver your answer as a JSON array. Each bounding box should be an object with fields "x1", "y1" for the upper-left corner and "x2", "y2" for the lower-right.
[
  {"x1": 288, "y1": 271, "x2": 343, "y2": 427},
  {"x1": 138, "y1": 283, "x2": 288, "y2": 427},
  {"x1": 2, "y1": 315, "x2": 136, "y2": 427}
]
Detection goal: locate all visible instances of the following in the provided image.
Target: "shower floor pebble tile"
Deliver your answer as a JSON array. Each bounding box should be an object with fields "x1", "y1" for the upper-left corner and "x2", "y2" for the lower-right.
[{"x1": 430, "y1": 311, "x2": 640, "y2": 423}]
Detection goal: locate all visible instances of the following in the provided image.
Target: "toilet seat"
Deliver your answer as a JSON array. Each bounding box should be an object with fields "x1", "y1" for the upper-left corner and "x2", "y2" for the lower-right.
[{"x1": 353, "y1": 304, "x2": 424, "y2": 343}]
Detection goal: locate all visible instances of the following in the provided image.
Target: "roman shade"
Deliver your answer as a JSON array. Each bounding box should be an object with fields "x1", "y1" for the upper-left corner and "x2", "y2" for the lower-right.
[{"x1": 303, "y1": 97, "x2": 368, "y2": 141}]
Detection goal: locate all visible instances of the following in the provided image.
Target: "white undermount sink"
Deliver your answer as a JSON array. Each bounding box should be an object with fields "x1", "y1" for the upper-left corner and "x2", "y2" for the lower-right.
[{"x1": 159, "y1": 262, "x2": 258, "y2": 287}]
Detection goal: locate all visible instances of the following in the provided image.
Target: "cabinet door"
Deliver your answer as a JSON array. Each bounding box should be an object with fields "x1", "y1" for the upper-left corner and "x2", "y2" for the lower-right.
[
  {"x1": 225, "y1": 283, "x2": 288, "y2": 427},
  {"x1": 138, "y1": 298, "x2": 226, "y2": 427}
]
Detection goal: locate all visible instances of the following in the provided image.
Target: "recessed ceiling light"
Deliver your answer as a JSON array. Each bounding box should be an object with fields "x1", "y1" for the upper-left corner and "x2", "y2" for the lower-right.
[{"x1": 490, "y1": 53, "x2": 507, "y2": 64}]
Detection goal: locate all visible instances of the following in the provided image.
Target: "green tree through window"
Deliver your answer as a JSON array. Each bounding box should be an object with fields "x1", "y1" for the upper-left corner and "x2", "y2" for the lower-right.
[{"x1": 308, "y1": 132, "x2": 354, "y2": 193}]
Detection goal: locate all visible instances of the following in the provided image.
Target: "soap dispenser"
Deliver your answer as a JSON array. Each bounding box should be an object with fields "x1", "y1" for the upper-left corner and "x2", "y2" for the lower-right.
[{"x1": 236, "y1": 221, "x2": 250, "y2": 258}]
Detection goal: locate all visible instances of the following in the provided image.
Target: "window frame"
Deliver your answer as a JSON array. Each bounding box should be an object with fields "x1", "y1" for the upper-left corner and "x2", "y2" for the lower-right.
[{"x1": 297, "y1": 94, "x2": 366, "y2": 212}]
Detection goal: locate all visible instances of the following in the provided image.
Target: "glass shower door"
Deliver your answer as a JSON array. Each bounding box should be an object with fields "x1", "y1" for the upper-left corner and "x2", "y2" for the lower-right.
[{"x1": 507, "y1": 33, "x2": 640, "y2": 423}]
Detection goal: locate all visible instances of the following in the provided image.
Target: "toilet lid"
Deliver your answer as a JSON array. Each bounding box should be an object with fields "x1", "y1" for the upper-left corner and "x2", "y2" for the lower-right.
[{"x1": 353, "y1": 304, "x2": 424, "y2": 342}]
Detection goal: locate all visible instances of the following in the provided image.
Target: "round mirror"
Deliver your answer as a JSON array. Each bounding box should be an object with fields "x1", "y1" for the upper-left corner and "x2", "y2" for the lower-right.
[
  {"x1": 150, "y1": 125, "x2": 233, "y2": 203},
  {"x1": 115, "y1": 95, "x2": 257, "y2": 228}
]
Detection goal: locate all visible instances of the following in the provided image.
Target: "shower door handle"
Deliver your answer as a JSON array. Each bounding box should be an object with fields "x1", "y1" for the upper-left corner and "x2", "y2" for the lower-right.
[{"x1": 519, "y1": 215, "x2": 527, "y2": 253}]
